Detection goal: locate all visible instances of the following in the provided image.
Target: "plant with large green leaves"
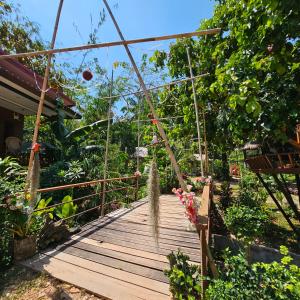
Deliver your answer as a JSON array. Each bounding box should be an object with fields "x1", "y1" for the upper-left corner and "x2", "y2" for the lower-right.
[{"x1": 150, "y1": 0, "x2": 300, "y2": 161}]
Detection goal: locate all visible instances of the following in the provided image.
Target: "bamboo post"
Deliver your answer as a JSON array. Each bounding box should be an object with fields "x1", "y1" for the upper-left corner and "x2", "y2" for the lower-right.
[
  {"x1": 25, "y1": 0, "x2": 64, "y2": 191},
  {"x1": 186, "y1": 47, "x2": 204, "y2": 177},
  {"x1": 101, "y1": 70, "x2": 114, "y2": 216},
  {"x1": 136, "y1": 95, "x2": 142, "y2": 172},
  {"x1": 103, "y1": 0, "x2": 187, "y2": 191},
  {"x1": 134, "y1": 175, "x2": 139, "y2": 202}
]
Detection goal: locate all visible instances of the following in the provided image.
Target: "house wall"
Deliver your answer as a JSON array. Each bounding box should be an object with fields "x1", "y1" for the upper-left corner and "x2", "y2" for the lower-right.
[{"x1": 0, "y1": 106, "x2": 24, "y2": 156}]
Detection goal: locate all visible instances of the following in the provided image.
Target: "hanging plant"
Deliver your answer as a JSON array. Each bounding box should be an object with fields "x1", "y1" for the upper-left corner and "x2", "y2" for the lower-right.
[{"x1": 147, "y1": 158, "x2": 160, "y2": 244}]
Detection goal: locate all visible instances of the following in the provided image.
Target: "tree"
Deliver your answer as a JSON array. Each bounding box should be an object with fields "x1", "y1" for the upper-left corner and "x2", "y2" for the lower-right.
[{"x1": 151, "y1": 0, "x2": 300, "y2": 156}]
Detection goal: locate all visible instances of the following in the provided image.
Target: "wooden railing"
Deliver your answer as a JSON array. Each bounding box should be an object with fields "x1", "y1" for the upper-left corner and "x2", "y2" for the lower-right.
[
  {"x1": 245, "y1": 152, "x2": 300, "y2": 173},
  {"x1": 33, "y1": 175, "x2": 140, "y2": 224},
  {"x1": 197, "y1": 182, "x2": 218, "y2": 296}
]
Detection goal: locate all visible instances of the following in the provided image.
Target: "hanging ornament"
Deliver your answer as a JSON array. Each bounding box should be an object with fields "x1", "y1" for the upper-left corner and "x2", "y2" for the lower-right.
[
  {"x1": 82, "y1": 69, "x2": 93, "y2": 81},
  {"x1": 32, "y1": 143, "x2": 41, "y2": 153}
]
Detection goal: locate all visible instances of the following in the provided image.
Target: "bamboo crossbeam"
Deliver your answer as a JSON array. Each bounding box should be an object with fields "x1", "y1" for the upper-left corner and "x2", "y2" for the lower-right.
[
  {"x1": 36, "y1": 175, "x2": 137, "y2": 193},
  {"x1": 0, "y1": 29, "x2": 221, "y2": 60}
]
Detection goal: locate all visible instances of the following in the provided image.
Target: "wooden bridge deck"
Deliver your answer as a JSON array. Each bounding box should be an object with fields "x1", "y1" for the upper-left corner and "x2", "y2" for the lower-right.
[{"x1": 22, "y1": 195, "x2": 201, "y2": 300}]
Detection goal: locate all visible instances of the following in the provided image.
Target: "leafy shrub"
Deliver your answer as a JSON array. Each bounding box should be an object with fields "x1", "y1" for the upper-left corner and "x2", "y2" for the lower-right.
[
  {"x1": 212, "y1": 159, "x2": 229, "y2": 180},
  {"x1": 0, "y1": 157, "x2": 25, "y2": 201},
  {"x1": 224, "y1": 205, "x2": 269, "y2": 243},
  {"x1": 206, "y1": 246, "x2": 300, "y2": 300},
  {"x1": 164, "y1": 250, "x2": 201, "y2": 300},
  {"x1": 0, "y1": 208, "x2": 13, "y2": 269},
  {"x1": 238, "y1": 171, "x2": 268, "y2": 208}
]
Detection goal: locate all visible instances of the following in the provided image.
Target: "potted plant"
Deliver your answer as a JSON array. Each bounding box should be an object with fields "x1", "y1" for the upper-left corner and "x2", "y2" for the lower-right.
[
  {"x1": 9, "y1": 198, "x2": 46, "y2": 261},
  {"x1": 11, "y1": 211, "x2": 38, "y2": 261}
]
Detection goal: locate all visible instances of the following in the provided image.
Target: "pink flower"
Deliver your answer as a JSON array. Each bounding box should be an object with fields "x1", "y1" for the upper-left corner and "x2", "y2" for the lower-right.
[{"x1": 172, "y1": 187, "x2": 198, "y2": 224}]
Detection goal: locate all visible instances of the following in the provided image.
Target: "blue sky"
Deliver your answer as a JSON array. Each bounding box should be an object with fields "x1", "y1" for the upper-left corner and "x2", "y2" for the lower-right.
[{"x1": 19, "y1": 0, "x2": 216, "y2": 75}]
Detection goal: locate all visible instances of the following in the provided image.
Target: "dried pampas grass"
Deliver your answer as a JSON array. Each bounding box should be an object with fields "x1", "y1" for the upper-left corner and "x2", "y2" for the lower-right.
[{"x1": 147, "y1": 158, "x2": 160, "y2": 245}]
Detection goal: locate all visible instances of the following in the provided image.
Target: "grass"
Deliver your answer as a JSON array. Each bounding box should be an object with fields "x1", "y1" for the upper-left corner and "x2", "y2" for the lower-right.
[{"x1": 262, "y1": 202, "x2": 300, "y2": 253}]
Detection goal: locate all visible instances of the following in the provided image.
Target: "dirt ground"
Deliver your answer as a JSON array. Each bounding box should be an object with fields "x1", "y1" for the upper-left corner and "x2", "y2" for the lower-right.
[{"x1": 0, "y1": 265, "x2": 105, "y2": 300}]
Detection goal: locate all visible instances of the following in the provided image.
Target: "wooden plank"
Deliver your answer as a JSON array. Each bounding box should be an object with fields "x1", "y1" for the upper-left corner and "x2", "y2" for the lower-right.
[
  {"x1": 43, "y1": 250, "x2": 170, "y2": 296},
  {"x1": 88, "y1": 230, "x2": 200, "y2": 255},
  {"x1": 22, "y1": 254, "x2": 168, "y2": 300},
  {"x1": 53, "y1": 245, "x2": 168, "y2": 283},
  {"x1": 85, "y1": 232, "x2": 201, "y2": 262},
  {"x1": 71, "y1": 236, "x2": 169, "y2": 263},
  {"x1": 89, "y1": 227, "x2": 199, "y2": 248},
  {"x1": 81, "y1": 218, "x2": 198, "y2": 240},
  {"x1": 81, "y1": 222, "x2": 200, "y2": 244},
  {"x1": 118, "y1": 216, "x2": 190, "y2": 230},
  {"x1": 55, "y1": 240, "x2": 169, "y2": 272}
]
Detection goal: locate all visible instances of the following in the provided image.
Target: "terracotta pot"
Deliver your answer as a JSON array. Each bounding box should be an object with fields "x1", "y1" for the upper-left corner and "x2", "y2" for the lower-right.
[{"x1": 14, "y1": 235, "x2": 37, "y2": 261}]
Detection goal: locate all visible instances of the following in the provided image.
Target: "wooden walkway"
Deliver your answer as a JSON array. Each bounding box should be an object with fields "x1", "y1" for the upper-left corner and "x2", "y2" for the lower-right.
[{"x1": 22, "y1": 195, "x2": 201, "y2": 300}]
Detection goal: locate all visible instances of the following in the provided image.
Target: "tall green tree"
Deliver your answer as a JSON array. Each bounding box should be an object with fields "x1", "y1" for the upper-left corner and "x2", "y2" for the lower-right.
[{"x1": 152, "y1": 0, "x2": 300, "y2": 155}]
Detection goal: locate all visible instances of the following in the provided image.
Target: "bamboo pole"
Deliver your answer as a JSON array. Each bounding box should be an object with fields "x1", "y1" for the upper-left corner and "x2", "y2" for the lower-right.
[
  {"x1": 101, "y1": 70, "x2": 114, "y2": 216},
  {"x1": 0, "y1": 29, "x2": 221, "y2": 60},
  {"x1": 103, "y1": 0, "x2": 188, "y2": 190},
  {"x1": 25, "y1": 0, "x2": 64, "y2": 192},
  {"x1": 136, "y1": 95, "x2": 142, "y2": 172},
  {"x1": 186, "y1": 47, "x2": 204, "y2": 177}
]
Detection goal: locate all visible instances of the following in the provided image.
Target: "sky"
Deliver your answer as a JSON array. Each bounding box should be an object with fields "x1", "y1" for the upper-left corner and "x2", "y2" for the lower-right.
[
  {"x1": 19, "y1": 0, "x2": 216, "y2": 76},
  {"x1": 16, "y1": 0, "x2": 217, "y2": 115}
]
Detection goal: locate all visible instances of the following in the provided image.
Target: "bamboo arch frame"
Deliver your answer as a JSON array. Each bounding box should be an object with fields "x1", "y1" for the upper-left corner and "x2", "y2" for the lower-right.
[{"x1": 12, "y1": 0, "x2": 221, "y2": 194}]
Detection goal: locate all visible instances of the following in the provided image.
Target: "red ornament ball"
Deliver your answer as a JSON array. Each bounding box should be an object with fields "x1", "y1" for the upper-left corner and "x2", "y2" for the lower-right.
[{"x1": 82, "y1": 69, "x2": 93, "y2": 81}]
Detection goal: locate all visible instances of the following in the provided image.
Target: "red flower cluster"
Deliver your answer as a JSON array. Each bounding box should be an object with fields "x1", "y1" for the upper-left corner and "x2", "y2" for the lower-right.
[{"x1": 172, "y1": 188, "x2": 198, "y2": 224}]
